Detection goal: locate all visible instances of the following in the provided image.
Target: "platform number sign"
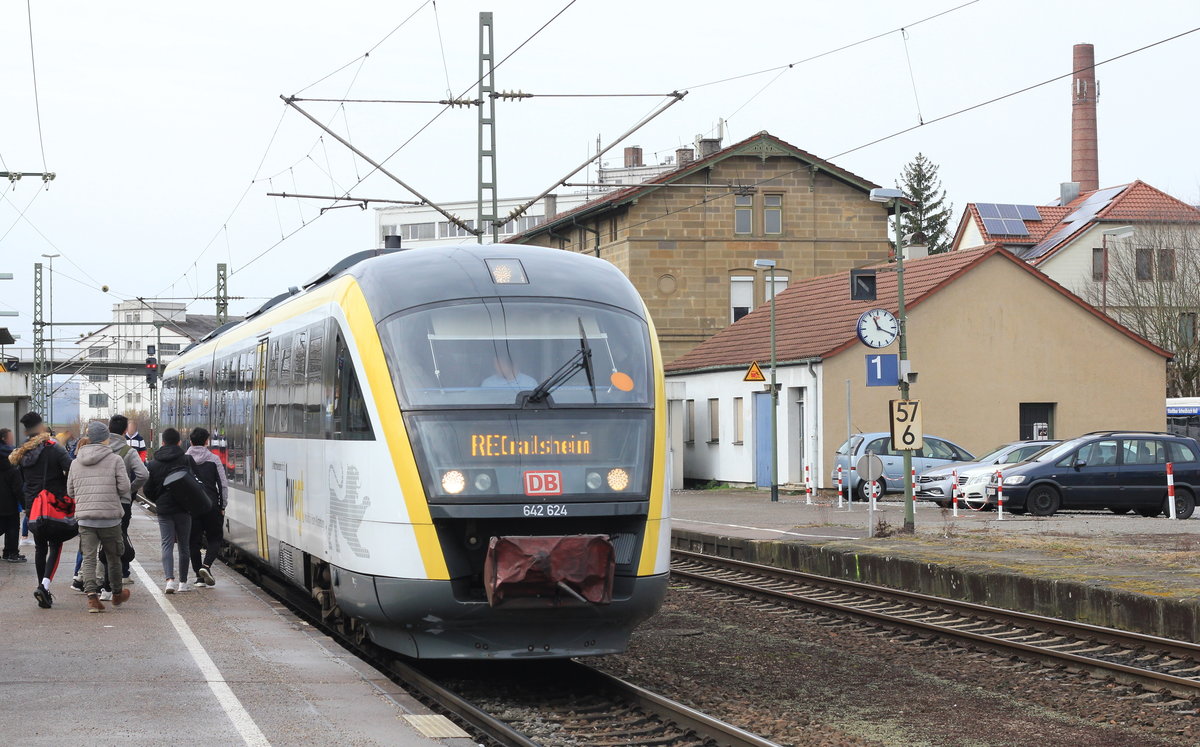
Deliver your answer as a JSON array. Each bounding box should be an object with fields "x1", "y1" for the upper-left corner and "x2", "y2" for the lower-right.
[
  {"x1": 889, "y1": 400, "x2": 923, "y2": 451},
  {"x1": 865, "y1": 354, "x2": 899, "y2": 387}
]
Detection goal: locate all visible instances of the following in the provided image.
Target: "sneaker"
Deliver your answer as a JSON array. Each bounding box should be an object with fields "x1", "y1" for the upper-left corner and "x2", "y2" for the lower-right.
[
  {"x1": 71, "y1": 577, "x2": 85, "y2": 593},
  {"x1": 123, "y1": 574, "x2": 135, "y2": 585},
  {"x1": 86, "y1": 594, "x2": 105, "y2": 613},
  {"x1": 99, "y1": 589, "x2": 113, "y2": 602},
  {"x1": 20, "y1": 536, "x2": 32, "y2": 546},
  {"x1": 192, "y1": 579, "x2": 209, "y2": 588},
  {"x1": 176, "y1": 582, "x2": 191, "y2": 593},
  {"x1": 198, "y1": 566, "x2": 215, "y2": 586},
  {"x1": 164, "y1": 579, "x2": 178, "y2": 594},
  {"x1": 112, "y1": 589, "x2": 130, "y2": 607},
  {"x1": 34, "y1": 586, "x2": 52, "y2": 609},
  {"x1": 2, "y1": 554, "x2": 27, "y2": 563}
]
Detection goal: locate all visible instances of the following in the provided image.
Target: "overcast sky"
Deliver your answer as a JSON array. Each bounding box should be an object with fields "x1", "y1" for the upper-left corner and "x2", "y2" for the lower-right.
[{"x1": 2, "y1": 0, "x2": 1198, "y2": 346}]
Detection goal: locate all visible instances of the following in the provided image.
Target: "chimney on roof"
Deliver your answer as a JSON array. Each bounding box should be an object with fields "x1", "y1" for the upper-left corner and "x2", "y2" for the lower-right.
[
  {"x1": 383, "y1": 235, "x2": 402, "y2": 249},
  {"x1": 623, "y1": 146, "x2": 644, "y2": 168},
  {"x1": 696, "y1": 137, "x2": 721, "y2": 158},
  {"x1": 675, "y1": 147, "x2": 694, "y2": 167},
  {"x1": 544, "y1": 194, "x2": 557, "y2": 219},
  {"x1": 1060, "y1": 182, "x2": 1081, "y2": 206},
  {"x1": 1071, "y1": 43, "x2": 1099, "y2": 192}
]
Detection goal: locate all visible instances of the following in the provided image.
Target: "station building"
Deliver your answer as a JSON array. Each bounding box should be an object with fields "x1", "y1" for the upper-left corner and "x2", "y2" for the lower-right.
[{"x1": 662, "y1": 245, "x2": 1170, "y2": 489}]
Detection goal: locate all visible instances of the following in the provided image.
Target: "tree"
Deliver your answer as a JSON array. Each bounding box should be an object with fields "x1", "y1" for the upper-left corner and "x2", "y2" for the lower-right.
[
  {"x1": 896, "y1": 153, "x2": 953, "y2": 254},
  {"x1": 1078, "y1": 221, "x2": 1200, "y2": 397}
]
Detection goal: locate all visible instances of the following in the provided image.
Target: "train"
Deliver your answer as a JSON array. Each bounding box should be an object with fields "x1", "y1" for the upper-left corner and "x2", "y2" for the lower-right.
[{"x1": 160, "y1": 244, "x2": 669, "y2": 658}]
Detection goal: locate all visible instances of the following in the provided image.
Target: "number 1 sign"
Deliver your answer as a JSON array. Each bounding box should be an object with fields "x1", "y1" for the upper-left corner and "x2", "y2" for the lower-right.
[{"x1": 865, "y1": 354, "x2": 899, "y2": 387}]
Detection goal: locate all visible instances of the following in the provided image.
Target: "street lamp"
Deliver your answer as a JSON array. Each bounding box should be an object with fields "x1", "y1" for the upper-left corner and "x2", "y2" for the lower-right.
[
  {"x1": 1100, "y1": 225, "x2": 1134, "y2": 313},
  {"x1": 41, "y1": 253, "x2": 59, "y2": 425},
  {"x1": 868, "y1": 188, "x2": 917, "y2": 533},
  {"x1": 753, "y1": 258, "x2": 779, "y2": 503}
]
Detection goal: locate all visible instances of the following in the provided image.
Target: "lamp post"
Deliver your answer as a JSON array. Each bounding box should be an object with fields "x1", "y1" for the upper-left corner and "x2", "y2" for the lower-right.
[
  {"x1": 41, "y1": 253, "x2": 59, "y2": 425},
  {"x1": 1100, "y1": 225, "x2": 1134, "y2": 313},
  {"x1": 868, "y1": 189, "x2": 918, "y2": 532},
  {"x1": 754, "y1": 258, "x2": 779, "y2": 502}
]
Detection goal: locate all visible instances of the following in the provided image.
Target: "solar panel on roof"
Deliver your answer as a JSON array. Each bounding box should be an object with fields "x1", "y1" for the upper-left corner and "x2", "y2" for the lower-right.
[
  {"x1": 1001, "y1": 219, "x2": 1029, "y2": 236},
  {"x1": 977, "y1": 203, "x2": 1001, "y2": 219},
  {"x1": 997, "y1": 204, "x2": 1021, "y2": 219},
  {"x1": 982, "y1": 218, "x2": 1008, "y2": 235},
  {"x1": 1016, "y1": 204, "x2": 1041, "y2": 221}
]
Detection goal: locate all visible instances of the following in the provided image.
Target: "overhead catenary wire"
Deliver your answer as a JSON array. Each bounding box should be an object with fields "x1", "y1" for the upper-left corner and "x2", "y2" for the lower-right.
[
  {"x1": 25, "y1": 0, "x2": 48, "y2": 171},
  {"x1": 900, "y1": 28, "x2": 925, "y2": 125},
  {"x1": 432, "y1": 0, "x2": 454, "y2": 100}
]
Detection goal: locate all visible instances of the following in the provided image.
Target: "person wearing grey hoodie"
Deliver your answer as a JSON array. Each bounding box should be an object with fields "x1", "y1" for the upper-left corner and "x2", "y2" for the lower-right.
[
  {"x1": 66, "y1": 421, "x2": 131, "y2": 612},
  {"x1": 185, "y1": 426, "x2": 227, "y2": 587}
]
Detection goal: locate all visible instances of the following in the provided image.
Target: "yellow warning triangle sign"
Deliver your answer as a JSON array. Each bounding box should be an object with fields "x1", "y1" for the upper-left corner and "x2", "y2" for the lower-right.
[{"x1": 743, "y1": 361, "x2": 767, "y2": 382}]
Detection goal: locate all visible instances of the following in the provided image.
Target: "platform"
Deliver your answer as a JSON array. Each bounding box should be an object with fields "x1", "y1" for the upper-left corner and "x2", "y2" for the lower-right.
[{"x1": 0, "y1": 505, "x2": 472, "y2": 746}]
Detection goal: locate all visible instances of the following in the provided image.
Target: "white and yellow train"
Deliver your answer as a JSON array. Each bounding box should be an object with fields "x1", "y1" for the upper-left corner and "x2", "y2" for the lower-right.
[{"x1": 162, "y1": 244, "x2": 669, "y2": 658}]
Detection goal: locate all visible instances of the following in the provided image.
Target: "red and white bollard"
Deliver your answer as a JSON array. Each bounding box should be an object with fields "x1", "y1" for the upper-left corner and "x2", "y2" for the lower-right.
[
  {"x1": 911, "y1": 467, "x2": 918, "y2": 509},
  {"x1": 996, "y1": 470, "x2": 1005, "y2": 520},
  {"x1": 951, "y1": 469, "x2": 959, "y2": 517},
  {"x1": 1167, "y1": 462, "x2": 1178, "y2": 520},
  {"x1": 805, "y1": 464, "x2": 813, "y2": 505},
  {"x1": 837, "y1": 465, "x2": 844, "y2": 508}
]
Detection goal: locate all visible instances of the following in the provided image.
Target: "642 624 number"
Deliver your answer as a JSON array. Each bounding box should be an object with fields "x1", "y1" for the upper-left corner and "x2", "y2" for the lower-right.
[{"x1": 523, "y1": 504, "x2": 568, "y2": 517}]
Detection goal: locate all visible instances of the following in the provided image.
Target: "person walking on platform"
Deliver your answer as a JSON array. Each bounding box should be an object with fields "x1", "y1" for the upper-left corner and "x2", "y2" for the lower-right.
[
  {"x1": 9, "y1": 412, "x2": 74, "y2": 608},
  {"x1": 1, "y1": 428, "x2": 31, "y2": 547},
  {"x1": 185, "y1": 427, "x2": 226, "y2": 588},
  {"x1": 0, "y1": 435, "x2": 25, "y2": 563},
  {"x1": 67, "y1": 421, "x2": 131, "y2": 612},
  {"x1": 125, "y1": 421, "x2": 148, "y2": 462},
  {"x1": 144, "y1": 428, "x2": 194, "y2": 594}
]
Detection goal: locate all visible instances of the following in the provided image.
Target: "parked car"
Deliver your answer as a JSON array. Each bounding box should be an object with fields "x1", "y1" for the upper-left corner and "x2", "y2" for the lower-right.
[
  {"x1": 983, "y1": 431, "x2": 1200, "y2": 518},
  {"x1": 832, "y1": 433, "x2": 974, "y2": 502},
  {"x1": 916, "y1": 440, "x2": 1061, "y2": 507}
]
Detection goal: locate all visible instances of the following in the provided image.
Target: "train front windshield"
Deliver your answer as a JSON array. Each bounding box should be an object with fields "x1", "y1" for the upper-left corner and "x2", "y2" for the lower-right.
[{"x1": 381, "y1": 299, "x2": 656, "y2": 502}]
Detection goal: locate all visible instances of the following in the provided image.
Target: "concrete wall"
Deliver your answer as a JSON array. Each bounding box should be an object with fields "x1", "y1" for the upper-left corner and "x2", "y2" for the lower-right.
[{"x1": 821, "y1": 253, "x2": 1167, "y2": 481}]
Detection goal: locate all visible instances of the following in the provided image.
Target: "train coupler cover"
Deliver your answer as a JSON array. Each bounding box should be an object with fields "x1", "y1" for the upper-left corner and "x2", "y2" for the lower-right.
[{"x1": 483, "y1": 535, "x2": 615, "y2": 607}]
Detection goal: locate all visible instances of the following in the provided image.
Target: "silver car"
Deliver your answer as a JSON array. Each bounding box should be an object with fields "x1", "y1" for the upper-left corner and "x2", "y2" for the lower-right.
[
  {"x1": 832, "y1": 432, "x2": 975, "y2": 502},
  {"x1": 915, "y1": 440, "x2": 1061, "y2": 507}
]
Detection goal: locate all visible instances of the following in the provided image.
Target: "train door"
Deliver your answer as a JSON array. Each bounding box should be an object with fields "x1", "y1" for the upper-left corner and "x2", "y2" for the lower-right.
[{"x1": 252, "y1": 338, "x2": 269, "y2": 560}]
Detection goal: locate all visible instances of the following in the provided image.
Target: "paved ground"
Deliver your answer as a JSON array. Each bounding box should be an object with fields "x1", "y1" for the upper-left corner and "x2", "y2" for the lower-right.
[
  {"x1": 671, "y1": 488, "x2": 1200, "y2": 602},
  {"x1": 0, "y1": 505, "x2": 470, "y2": 746}
]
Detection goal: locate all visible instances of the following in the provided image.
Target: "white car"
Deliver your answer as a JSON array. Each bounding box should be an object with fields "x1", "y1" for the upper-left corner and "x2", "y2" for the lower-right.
[{"x1": 916, "y1": 440, "x2": 1061, "y2": 507}]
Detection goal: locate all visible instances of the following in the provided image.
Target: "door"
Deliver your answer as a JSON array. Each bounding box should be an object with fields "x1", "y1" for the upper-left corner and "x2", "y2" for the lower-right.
[
  {"x1": 753, "y1": 391, "x2": 773, "y2": 488},
  {"x1": 1056, "y1": 439, "x2": 1119, "y2": 507},
  {"x1": 252, "y1": 338, "x2": 269, "y2": 560},
  {"x1": 1119, "y1": 438, "x2": 1166, "y2": 507}
]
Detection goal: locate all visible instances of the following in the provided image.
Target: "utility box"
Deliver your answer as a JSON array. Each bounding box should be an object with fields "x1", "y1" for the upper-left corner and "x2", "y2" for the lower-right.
[{"x1": 1033, "y1": 422, "x2": 1050, "y2": 440}]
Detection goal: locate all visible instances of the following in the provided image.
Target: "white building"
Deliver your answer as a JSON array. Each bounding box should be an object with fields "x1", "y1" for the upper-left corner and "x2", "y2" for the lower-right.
[
  {"x1": 374, "y1": 144, "x2": 694, "y2": 248},
  {"x1": 76, "y1": 300, "x2": 227, "y2": 422}
]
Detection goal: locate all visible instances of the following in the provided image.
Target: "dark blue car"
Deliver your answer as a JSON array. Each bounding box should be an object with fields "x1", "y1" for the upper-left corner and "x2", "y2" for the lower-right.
[{"x1": 984, "y1": 431, "x2": 1199, "y2": 518}]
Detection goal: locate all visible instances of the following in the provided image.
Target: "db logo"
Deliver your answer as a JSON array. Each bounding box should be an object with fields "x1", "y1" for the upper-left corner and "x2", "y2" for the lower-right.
[{"x1": 523, "y1": 471, "x2": 562, "y2": 496}]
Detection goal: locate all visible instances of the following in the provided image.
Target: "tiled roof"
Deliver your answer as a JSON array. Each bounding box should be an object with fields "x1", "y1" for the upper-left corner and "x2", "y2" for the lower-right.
[
  {"x1": 1097, "y1": 180, "x2": 1200, "y2": 222},
  {"x1": 963, "y1": 203, "x2": 1072, "y2": 246},
  {"x1": 504, "y1": 131, "x2": 881, "y2": 244},
  {"x1": 665, "y1": 245, "x2": 1169, "y2": 374}
]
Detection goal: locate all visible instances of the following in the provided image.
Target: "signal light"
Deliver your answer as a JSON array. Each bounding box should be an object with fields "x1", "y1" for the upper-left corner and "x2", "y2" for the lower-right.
[{"x1": 146, "y1": 356, "x2": 158, "y2": 388}]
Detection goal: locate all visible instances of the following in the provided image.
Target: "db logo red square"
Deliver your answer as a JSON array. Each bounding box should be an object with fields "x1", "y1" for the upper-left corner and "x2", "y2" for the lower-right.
[{"x1": 523, "y1": 471, "x2": 562, "y2": 496}]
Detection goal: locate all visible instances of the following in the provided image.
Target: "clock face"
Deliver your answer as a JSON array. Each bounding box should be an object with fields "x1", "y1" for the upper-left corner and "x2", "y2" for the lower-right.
[{"x1": 856, "y1": 309, "x2": 899, "y2": 349}]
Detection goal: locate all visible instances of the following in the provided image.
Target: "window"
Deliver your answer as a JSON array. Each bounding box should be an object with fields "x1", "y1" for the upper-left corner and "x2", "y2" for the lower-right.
[
  {"x1": 730, "y1": 276, "x2": 754, "y2": 322},
  {"x1": 88, "y1": 393, "x2": 109, "y2": 408},
  {"x1": 766, "y1": 274, "x2": 789, "y2": 302},
  {"x1": 125, "y1": 393, "x2": 133, "y2": 404},
  {"x1": 89, "y1": 345, "x2": 108, "y2": 359},
  {"x1": 764, "y1": 194, "x2": 783, "y2": 234},
  {"x1": 707, "y1": 398, "x2": 720, "y2": 443},
  {"x1": 438, "y1": 219, "x2": 476, "y2": 239},
  {"x1": 333, "y1": 333, "x2": 374, "y2": 440},
  {"x1": 88, "y1": 374, "x2": 109, "y2": 382},
  {"x1": 1019, "y1": 402, "x2": 1055, "y2": 440},
  {"x1": 1122, "y1": 439, "x2": 1165, "y2": 465},
  {"x1": 1158, "y1": 247, "x2": 1176, "y2": 281},
  {"x1": 379, "y1": 223, "x2": 398, "y2": 242},
  {"x1": 160, "y1": 343, "x2": 181, "y2": 355},
  {"x1": 1180, "y1": 313, "x2": 1197, "y2": 346},
  {"x1": 135, "y1": 393, "x2": 142, "y2": 404},
  {"x1": 399, "y1": 222, "x2": 436, "y2": 241},
  {"x1": 734, "y1": 194, "x2": 753, "y2": 234},
  {"x1": 1167, "y1": 440, "x2": 1199, "y2": 463},
  {"x1": 1075, "y1": 439, "x2": 1118, "y2": 467},
  {"x1": 1091, "y1": 247, "x2": 1106, "y2": 281},
  {"x1": 865, "y1": 436, "x2": 894, "y2": 456},
  {"x1": 684, "y1": 399, "x2": 695, "y2": 444},
  {"x1": 1136, "y1": 247, "x2": 1153, "y2": 281},
  {"x1": 733, "y1": 397, "x2": 744, "y2": 444},
  {"x1": 125, "y1": 313, "x2": 139, "y2": 325}
]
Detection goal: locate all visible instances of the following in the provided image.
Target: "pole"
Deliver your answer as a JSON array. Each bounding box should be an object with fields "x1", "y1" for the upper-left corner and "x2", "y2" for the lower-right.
[
  {"x1": 1102, "y1": 233, "x2": 1108, "y2": 314},
  {"x1": 477, "y1": 12, "x2": 498, "y2": 243},
  {"x1": 845, "y1": 378, "x2": 852, "y2": 510},
  {"x1": 32, "y1": 263, "x2": 46, "y2": 414},
  {"x1": 769, "y1": 264, "x2": 779, "y2": 503},
  {"x1": 1167, "y1": 462, "x2": 1177, "y2": 520},
  {"x1": 951, "y1": 470, "x2": 959, "y2": 517},
  {"x1": 894, "y1": 199, "x2": 915, "y2": 533},
  {"x1": 216, "y1": 263, "x2": 229, "y2": 325},
  {"x1": 47, "y1": 256, "x2": 53, "y2": 425}
]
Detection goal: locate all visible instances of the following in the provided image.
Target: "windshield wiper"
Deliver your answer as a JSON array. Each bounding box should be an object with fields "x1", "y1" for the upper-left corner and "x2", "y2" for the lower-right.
[{"x1": 525, "y1": 318, "x2": 596, "y2": 405}]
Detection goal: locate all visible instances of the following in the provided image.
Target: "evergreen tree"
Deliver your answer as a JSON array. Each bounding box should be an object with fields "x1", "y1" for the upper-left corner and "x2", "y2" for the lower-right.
[{"x1": 896, "y1": 153, "x2": 953, "y2": 254}]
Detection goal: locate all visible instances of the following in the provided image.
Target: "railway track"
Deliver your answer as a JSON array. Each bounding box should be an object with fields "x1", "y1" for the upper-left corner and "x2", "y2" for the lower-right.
[
  {"x1": 671, "y1": 548, "x2": 1200, "y2": 701},
  {"x1": 137, "y1": 498, "x2": 776, "y2": 746}
]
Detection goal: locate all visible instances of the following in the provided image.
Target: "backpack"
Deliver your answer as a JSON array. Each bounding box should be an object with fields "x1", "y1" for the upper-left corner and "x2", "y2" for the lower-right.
[
  {"x1": 163, "y1": 462, "x2": 213, "y2": 517},
  {"x1": 192, "y1": 460, "x2": 222, "y2": 507}
]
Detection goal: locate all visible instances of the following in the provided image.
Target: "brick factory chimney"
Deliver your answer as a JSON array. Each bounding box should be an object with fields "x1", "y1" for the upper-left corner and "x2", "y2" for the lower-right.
[
  {"x1": 1071, "y1": 43, "x2": 1099, "y2": 192},
  {"x1": 675, "y1": 147, "x2": 694, "y2": 167},
  {"x1": 623, "y1": 146, "x2": 644, "y2": 168}
]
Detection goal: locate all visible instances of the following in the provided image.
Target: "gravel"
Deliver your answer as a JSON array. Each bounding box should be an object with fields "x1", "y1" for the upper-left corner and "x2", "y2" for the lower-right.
[{"x1": 589, "y1": 579, "x2": 1200, "y2": 746}]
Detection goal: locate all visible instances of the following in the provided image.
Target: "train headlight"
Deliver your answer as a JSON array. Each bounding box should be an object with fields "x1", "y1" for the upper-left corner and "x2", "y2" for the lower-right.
[
  {"x1": 485, "y1": 258, "x2": 528, "y2": 284},
  {"x1": 473, "y1": 472, "x2": 493, "y2": 492},
  {"x1": 441, "y1": 470, "x2": 466, "y2": 494},
  {"x1": 586, "y1": 471, "x2": 603, "y2": 490},
  {"x1": 606, "y1": 468, "x2": 630, "y2": 491}
]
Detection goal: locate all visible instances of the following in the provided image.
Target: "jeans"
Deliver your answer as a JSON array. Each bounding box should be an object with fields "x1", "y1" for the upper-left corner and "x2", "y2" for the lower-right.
[
  {"x1": 158, "y1": 512, "x2": 192, "y2": 582},
  {"x1": 21, "y1": 511, "x2": 28, "y2": 537},
  {"x1": 0, "y1": 513, "x2": 18, "y2": 558},
  {"x1": 79, "y1": 525, "x2": 124, "y2": 596},
  {"x1": 189, "y1": 509, "x2": 224, "y2": 574},
  {"x1": 32, "y1": 530, "x2": 63, "y2": 585}
]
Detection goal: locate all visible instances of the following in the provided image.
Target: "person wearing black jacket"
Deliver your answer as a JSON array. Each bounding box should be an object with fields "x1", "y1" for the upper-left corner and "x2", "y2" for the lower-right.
[
  {"x1": 143, "y1": 428, "x2": 194, "y2": 594},
  {"x1": 9, "y1": 412, "x2": 73, "y2": 608},
  {"x1": 0, "y1": 440, "x2": 25, "y2": 563}
]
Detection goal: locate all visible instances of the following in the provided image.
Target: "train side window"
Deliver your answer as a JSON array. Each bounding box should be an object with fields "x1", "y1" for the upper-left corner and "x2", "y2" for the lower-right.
[
  {"x1": 306, "y1": 324, "x2": 326, "y2": 438},
  {"x1": 333, "y1": 332, "x2": 374, "y2": 440}
]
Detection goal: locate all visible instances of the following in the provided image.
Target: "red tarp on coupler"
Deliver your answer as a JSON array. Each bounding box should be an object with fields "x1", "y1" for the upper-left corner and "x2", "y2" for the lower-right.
[{"x1": 483, "y1": 535, "x2": 616, "y2": 607}]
